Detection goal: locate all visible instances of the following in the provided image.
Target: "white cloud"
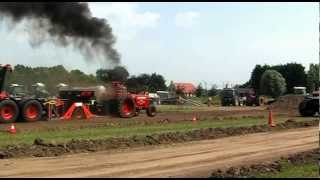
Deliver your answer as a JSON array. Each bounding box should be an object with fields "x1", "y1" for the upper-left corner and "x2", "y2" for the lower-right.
[
  {"x1": 175, "y1": 11, "x2": 200, "y2": 28},
  {"x1": 88, "y1": 3, "x2": 160, "y2": 40}
]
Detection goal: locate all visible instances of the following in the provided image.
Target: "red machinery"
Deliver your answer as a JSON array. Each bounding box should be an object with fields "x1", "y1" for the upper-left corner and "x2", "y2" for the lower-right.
[
  {"x1": 59, "y1": 81, "x2": 156, "y2": 119},
  {"x1": 0, "y1": 64, "x2": 48, "y2": 123},
  {"x1": 110, "y1": 82, "x2": 156, "y2": 117},
  {"x1": 0, "y1": 64, "x2": 156, "y2": 123},
  {"x1": 130, "y1": 92, "x2": 156, "y2": 117}
]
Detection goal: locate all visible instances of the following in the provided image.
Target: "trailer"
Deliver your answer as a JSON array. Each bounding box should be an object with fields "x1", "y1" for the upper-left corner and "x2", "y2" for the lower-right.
[{"x1": 298, "y1": 91, "x2": 319, "y2": 117}]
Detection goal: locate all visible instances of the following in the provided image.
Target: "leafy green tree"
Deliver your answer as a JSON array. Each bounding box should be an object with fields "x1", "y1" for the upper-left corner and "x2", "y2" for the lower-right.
[
  {"x1": 260, "y1": 70, "x2": 287, "y2": 98},
  {"x1": 208, "y1": 84, "x2": 219, "y2": 96},
  {"x1": 306, "y1": 63, "x2": 319, "y2": 92},
  {"x1": 272, "y1": 63, "x2": 307, "y2": 94},
  {"x1": 96, "y1": 66, "x2": 129, "y2": 83},
  {"x1": 126, "y1": 75, "x2": 148, "y2": 93},
  {"x1": 167, "y1": 81, "x2": 176, "y2": 97},
  {"x1": 249, "y1": 64, "x2": 270, "y2": 94},
  {"x1": 126, "y1": 73, "x2": 167, "y2": 93},
  {"x1": 148, "y1": 73, "x2": 167, "y2": 92},
  {"x1": 248, "y1": 63, "x2": 308, "y2": 94},
  {"x1": 127, "y1": 74, "x2": 149, "y2": 93},
  {"x1": 195, "y1": 83, "x2": 204, "y2": 97},
  {"x1": 6, "y1": 64, "x2": 97, "y2": 95},
  {"x1": 239, "y1": 81, "x2": 251, "y2": 88}
]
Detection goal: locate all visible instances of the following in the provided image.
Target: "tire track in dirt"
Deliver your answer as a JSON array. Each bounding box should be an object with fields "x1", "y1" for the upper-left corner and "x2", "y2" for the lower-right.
[
  {"x1": 0, "y1": 127, "x2": 317, "y2": 178},
  {"x1": 0, "y1": 119, "x2": 317, "y2": 159}
]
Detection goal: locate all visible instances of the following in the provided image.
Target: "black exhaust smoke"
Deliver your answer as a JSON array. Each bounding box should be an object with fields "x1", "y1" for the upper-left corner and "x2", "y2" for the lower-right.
[{"x1": 0, "y1": 2, "x2": 120, "y2": 65}]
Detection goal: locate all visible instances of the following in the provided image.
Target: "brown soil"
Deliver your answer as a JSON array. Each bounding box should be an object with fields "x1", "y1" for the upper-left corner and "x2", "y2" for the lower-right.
[
  {"x1": 0, "y1": 119, "x2": 317, "y2": 160},
  {"x1": 0, "y1": 95, "x2": 306, "y2": 133},
  {"x1": 270, "y1": 95, "x2": 305, "y2": 116},
  {"x1": 0, "y1": 106, "x2": 268, "y2": 132},
  {"x1": 0, "y1": 127, "x2": 317, "y2": 178},
  {"x1": 210, "y1": 148, "x2": 319, "y2": 178}
]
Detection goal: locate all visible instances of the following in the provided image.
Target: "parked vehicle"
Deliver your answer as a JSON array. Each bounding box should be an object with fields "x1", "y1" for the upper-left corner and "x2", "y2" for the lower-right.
[{"x1": 298, "y1": 91, "x2": 319, "y2": 117}]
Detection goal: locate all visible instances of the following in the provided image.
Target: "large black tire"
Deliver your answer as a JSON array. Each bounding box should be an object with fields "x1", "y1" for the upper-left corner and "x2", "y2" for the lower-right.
[
  {"x1": 146, "y1": 105, "x2": 156, "y2": 117},
  {"x1": 0, "y1": 99, "x2": 19, "y2": 123},
  {"x1": 118, "y1": 97, "x2": 136, "y2": 118},
  {"x1": 299, "y1": 101, "x2": 315, "y2": 117},
  {"x1": 21, "y1": 100, "x2": 43, "y2": 122}
]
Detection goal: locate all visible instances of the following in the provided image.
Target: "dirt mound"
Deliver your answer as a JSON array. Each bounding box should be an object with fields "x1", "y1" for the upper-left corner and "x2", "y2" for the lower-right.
[
  {"x1": 210, "y1": 148, "x2": 319, "y2": 178},
  {"x1": 270, "y1": 95, "x2": 305, "y2": 116},
  {"x1": 0, "y1": 119, "x2": 317, "y2": 159}
]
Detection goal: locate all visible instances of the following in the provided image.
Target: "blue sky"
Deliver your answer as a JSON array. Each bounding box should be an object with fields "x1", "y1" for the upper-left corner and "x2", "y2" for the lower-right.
[{"x1": 0, "y1": 2, "x2": 318, "y2": 88}]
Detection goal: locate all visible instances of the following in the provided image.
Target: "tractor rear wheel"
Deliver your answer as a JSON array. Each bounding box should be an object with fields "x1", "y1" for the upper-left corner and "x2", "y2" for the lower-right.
[
  {"x1": 146, "y1": 105, "x2": 156, "y2": 117},
  {"x1": 21, "y1": 100, "x2": 43, "y2": 122},
  {"x1": 118, "y1": 97, "x2": 136, "y2": 118},
  {"x1": 299, "y1": 101, "x2": 315, "y2": 117},
  {"x1": 0, "y1": 99, "x2": 19, "y2": 123}
]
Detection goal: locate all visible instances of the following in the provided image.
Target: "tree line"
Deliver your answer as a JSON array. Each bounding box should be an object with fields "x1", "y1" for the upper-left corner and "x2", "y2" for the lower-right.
[
  {"x1": 96, "y1": 66, "x2": 167, "y2": 93},
  {"x1": 5, "y1": 64, "x2": 97, "y2": 95},
  {"x1": 240, "y1": 62, "x2": 319, "y2": 97},
  {"x1": 5, "y1": 64, "x2": 168, "y2": 95},
  {"x1": 5, "y1": 62, "x2": 317, "y2": 98}
]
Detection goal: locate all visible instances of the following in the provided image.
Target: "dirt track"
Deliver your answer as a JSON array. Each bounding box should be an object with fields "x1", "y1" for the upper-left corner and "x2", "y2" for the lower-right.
[
  {"x1": 0, "y1": 106, "x2": 268, "y2": 132},
  {"x1": 0, "y1": 127, "x2": 317, "y2": 178}
]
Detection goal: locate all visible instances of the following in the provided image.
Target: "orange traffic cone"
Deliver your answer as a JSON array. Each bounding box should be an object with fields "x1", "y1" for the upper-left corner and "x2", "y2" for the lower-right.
[
  {"x1": 8, "y1": 124, "x2": 16, "y2": 134},
  {"x1": 268, "y1": 108, "x2": 275, "y2": 127}
]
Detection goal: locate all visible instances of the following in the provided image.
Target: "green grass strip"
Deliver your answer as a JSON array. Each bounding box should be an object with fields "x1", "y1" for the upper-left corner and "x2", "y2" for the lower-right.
[
  {"x1": 0, "y1": 116, "x2": 313, "y2": 148},
  {"x1": 256, "y1": 161, "x2": 319, "y2": 178}
]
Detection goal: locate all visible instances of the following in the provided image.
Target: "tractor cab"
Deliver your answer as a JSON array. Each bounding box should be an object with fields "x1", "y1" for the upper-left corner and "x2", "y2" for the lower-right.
[
  {"x1": 31, "y1": 82, "x2": 49, "y2": 99},
  {"x1": 8, "y1": 84, "x2": 26, "y2": 99},
  {"x1": 220, "y1": 88, "x2": 240, "y2": 106}
]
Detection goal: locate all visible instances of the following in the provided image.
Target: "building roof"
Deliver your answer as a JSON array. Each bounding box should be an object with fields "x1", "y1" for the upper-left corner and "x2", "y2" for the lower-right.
[{"x1": 174, "y1": 83, "x2": 196, "y2": 94}]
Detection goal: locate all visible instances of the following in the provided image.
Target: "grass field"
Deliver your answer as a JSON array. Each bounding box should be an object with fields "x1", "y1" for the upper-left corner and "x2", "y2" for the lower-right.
[
  {"x1": 156, "y1": 104, "x2": 246, "y2": 112},
  {"x1": 256, "y1": 161, "x2": 319, "y2": 178},
  {"x1": 189, "y1": 95, "x2": 221, "y2": 105},
  {"x1": 0, "y1": 116, "x2": 311, "y2": 148},
  {"x1": 157, "y1": 105, "x2": 210, "y2": 112}
]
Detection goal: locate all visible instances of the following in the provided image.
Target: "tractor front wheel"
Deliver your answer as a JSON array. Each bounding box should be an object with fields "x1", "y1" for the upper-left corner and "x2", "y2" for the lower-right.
[
  {"x1": 135, "y1": 109, "x2": 140, "y2": 117},
  {"x1": 146, "y1": 105, "x2": 156, "y2": 117},
  {"x1": 21, "y1": 100, "x2": 43, "y2": 122},
  {"x1": 0, "y1": 99, "x2": 19, "y2": 123}
]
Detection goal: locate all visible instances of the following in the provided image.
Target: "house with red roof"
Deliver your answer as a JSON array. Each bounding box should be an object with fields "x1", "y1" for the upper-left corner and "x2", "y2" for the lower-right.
[{"x1": 174, "y1": 82, "x2": 197, "y2": 97}]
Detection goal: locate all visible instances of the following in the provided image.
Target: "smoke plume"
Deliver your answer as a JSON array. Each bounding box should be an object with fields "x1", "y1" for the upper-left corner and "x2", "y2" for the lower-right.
[{"x1": 0, "y1": 2, "x2": 120, "y2": 65}]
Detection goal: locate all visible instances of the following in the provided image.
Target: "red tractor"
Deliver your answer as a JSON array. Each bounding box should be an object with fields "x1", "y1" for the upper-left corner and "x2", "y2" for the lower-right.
[
  {"x1": 102, "y1": 82, "x2": 156, "y2": 118},
  {"x1": 96, "y1": 82, "x2": 156, "y2": 118},
  {"x1": 58, "y1": 82, "x2": 156, "y2": 118},
  {"x1": 130, "y1": 92, "x2": 156, "y2": 117},
  {"x1": 0, "y1": 64, "x2": 47, "y2": 123}
]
